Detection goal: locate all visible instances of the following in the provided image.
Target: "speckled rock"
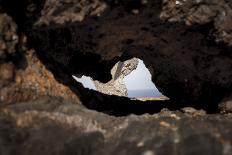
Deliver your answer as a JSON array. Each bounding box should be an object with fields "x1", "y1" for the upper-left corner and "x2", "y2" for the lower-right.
[
  {"x1": 0, "y1": 50, "x2": 81, "y2": 105},
  {"x1": 25, "y1": 0, "x2": 232, "y2": 107},
  {"x1": 0, "y1": 62, "x2": 15, "y2": 88},
  {"x1": 0, "y1": 2, "x2": 232, "y2": 155},
  {"x1": 0, "y1": 97, "x2": 231, "y2": 155},
  {"x1": 0, "y1": 13, "x2": 18, "y2": 61},
  {"x1": 218, "y1": 96, "x2": 232, "y2": 113},
  {"x1": 160, "y1": 0, "x2": 232, "y2": 45},
  {"x1": 94, "y1": 58, "x2": 139, "y2": 96},
  {"x1": 35, "y1": 0, "x2": 107, "y2": 26}
]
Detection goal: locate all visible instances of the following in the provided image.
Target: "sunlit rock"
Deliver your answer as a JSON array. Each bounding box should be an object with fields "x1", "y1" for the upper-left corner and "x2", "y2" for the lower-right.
[{"x1": 94, "y1": 58, "x2": 139, "y2": 96}]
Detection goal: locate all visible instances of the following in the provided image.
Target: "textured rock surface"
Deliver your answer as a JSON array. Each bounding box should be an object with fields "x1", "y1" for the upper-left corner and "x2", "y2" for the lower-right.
[
  {"x1": 35, "y1": 0, "x2": 107, "y2": 26},
  {"x1": 23, "y1": 0, "x2": 232, "y2": 107},
  {"x1": 0, "y1": 13, "x2": 18, "y2": 62},
  {"x1": 0, "y1": 98, "x2": 232, "y2": 155},
  {"x1": 160, "y1": 0, "x2": 232, "y2": 45},
  {"x1": 0, "y1": 0, "x2": 231, "y2": 109},
  {"x1": 0, "y1": 1, "x2": 232, "y2": 154},
  {"x1": 218, "y1": 96, "x2": 232, "y2": 114},
  {"x1": 0, "y1": 50, "x2": 80, "y2": 105},
  {"x1": 94, "y1": 58, "x2": 138, "y2": 96}
]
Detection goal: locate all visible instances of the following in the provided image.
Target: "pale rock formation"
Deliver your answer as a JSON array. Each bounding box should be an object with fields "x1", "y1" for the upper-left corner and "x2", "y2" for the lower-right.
[{"x1": 94, "y1": 58, "x2": 139, "y2": 97}]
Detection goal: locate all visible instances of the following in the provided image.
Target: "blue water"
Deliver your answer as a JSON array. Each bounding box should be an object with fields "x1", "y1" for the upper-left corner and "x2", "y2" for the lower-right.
[{"x1": 128, "y1": 89, "x2": 162, "y2": 98}]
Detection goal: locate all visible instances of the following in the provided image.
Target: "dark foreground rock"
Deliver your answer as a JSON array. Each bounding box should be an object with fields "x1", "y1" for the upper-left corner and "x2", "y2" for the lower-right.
[{"x1": 0, "y1": 97, "x2": 232, "y2": 155}]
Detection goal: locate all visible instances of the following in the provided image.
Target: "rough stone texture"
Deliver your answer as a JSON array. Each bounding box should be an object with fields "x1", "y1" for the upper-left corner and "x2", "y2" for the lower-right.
[
  {"x1": 0, "y1": 98, "x2": 231, "y2": 155},
  {"x1": 0, "y1": 0, "x2": 231, "y2": 110},
  {"x1": 0, "y1": 49, "x2": 80, "y2": 105},
  {"x1": 0, "y1": 62, "x2": 15, "y2": 88},
  {"x1": 160, "y1": 0, "x2": 232, "y2": 45},
  {"x1": 0, "y1": 3, "x2": 81, "y2": 105},
  {"x1": 218, "y1": 96, "x2": 232, "y2": 114},
  {"x1": 94, "y1": 58, "x2": 139, "y2": 96},
  {"x1": 25, "y1": 0, "x2": 232, "y2": 107},
  {"x1": 0, "y1": 0, "x2": 45, "y2": 30},
  {"x1": 0, "y1": 13, "x2": 18, "y2": 62},
  {"x1": 0, "y1": 1, "x2": 232, "y2": 154}
]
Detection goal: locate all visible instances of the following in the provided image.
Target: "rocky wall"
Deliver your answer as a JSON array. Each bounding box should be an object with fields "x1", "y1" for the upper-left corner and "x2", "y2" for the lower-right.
[{"x1": 0, "y1": 1, "x2": 232, "y2": 154}]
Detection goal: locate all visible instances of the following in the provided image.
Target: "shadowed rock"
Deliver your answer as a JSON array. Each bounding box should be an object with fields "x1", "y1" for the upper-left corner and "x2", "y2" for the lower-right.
[
  {"x1": 0, "y1": 1, "x2": 232, "y2": 154},
  {"x1": 23, "y1": 0, "x2": 232, "y2": 107},
  {"x1": 0, "y1": 98, "x2": 231, "y2": 155},
  {"x1": 0, "y1": 13, "x2": 18, "y2": 62},
  {"x1": 160, "y1": 0, "x2": 232, "y2": 45}
]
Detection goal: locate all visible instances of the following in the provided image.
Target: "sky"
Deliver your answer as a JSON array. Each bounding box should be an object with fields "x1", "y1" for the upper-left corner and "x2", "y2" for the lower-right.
[
  {"x1": 72, "y1": 75, "x2": 96, "y2": 89},
  {"x1": 72, "y1": 59, "x2": 163, "y2": 97},
  {"x1": 124, "y1": 59, "x2": 157, "y2": 90}
]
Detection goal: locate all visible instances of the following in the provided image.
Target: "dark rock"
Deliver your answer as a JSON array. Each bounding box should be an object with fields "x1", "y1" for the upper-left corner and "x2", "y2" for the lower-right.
[
  {"x1": 1, "y1": 1, "x2": 232, "y2": 154},
  {"x1": 219, "y1": 96, "x2": 232, "y2": 113},
  {"x1": 35, "y1": 0, "x2": 107, "y2": 26},
  {"x1": 23, "y1": 0, "x2": 232, "y2": 107},
  {"x1": 0, "y1": 0, "x2": 46, "y2": 30},
  {"x1": 0, "y1": 13, "x2": 18, "y2": 62},
  {"x1": 0, "y1": 98, "x2": 232, "y2": 155},
  {"x1": 0, "y1": 62, "x2": 15, "y2": 87},
  {"x1": 160, "y1": 0, "x2": 232, "y2": 45}
]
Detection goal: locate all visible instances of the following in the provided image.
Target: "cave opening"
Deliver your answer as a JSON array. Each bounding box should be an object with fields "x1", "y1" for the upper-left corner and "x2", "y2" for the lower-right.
[{"x1": 72, "y1": 58, "x2": 167, "y2": 101}]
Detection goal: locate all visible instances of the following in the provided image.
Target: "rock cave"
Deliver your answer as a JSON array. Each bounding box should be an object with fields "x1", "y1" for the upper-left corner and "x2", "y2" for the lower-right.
[
  {"x1": 0, "y1": 0, "x2": 232, "y2": 154},
  {"x1": 73, "y1": 58, "x2": 164, "y2": 99}
]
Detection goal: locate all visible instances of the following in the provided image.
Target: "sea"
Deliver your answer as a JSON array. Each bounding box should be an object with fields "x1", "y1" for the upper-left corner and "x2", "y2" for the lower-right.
[{"x1": 127, "y1": 89, "x2": 162, "y2": 98}]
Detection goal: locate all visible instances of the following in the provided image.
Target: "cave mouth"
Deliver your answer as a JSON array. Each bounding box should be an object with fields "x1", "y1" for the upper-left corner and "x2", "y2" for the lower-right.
[
  {"x1": 70, "y1": 58, "x2": 176, "y2": 116},
  {"x1": 72, "y1": 58, "x2": 167, "y2": 101}
]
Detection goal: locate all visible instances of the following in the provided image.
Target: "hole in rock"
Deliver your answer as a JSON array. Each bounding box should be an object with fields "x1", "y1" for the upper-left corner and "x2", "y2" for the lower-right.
[
  {"x1": 72, "y1": 58, "x2": 167, "y2": 101},
  {"x1": 72, "y1": 75, "x2": 96, "y2": 90}
]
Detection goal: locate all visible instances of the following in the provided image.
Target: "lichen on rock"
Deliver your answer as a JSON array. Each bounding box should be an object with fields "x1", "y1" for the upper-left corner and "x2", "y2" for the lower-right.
[{"x1": 0, "y1": 13, "x2": 18, "y2": 62}]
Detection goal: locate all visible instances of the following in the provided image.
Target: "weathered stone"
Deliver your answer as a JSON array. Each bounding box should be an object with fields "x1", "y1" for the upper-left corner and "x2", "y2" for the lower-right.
[
  {"x1": 1, "y1": 1, "x2": 232, "y2": 154},
  {"x1": 0, "y1": 62, "x2": 15, "y2": 87},
  {"x1": 24, "y1": 0, "x2": 232, "y2": 107},
  {"x1": 0, "y1": 98, "x2": 231, "y2": 155},
  {"x1": 94, "y1": 58, "x2": 139, "y2": 96},
  {"x1": 181, "y1": 107, "x2": 206, "y2": 117},
  {"x1": 0, "y1": 13, "x2": 18, "y2": 61},
  {"x1": 0, "y1": 50, "x2": 81, "y2": 105},
  {"x1": 160, "y1": 0, "x2": 232, "y2": 45},
  {"x1": 35, "y1": 0, "x2": 107, "y2": 26},
  {"x1": 219, "y1": 96, "x2": 232, "y2": 113}
]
